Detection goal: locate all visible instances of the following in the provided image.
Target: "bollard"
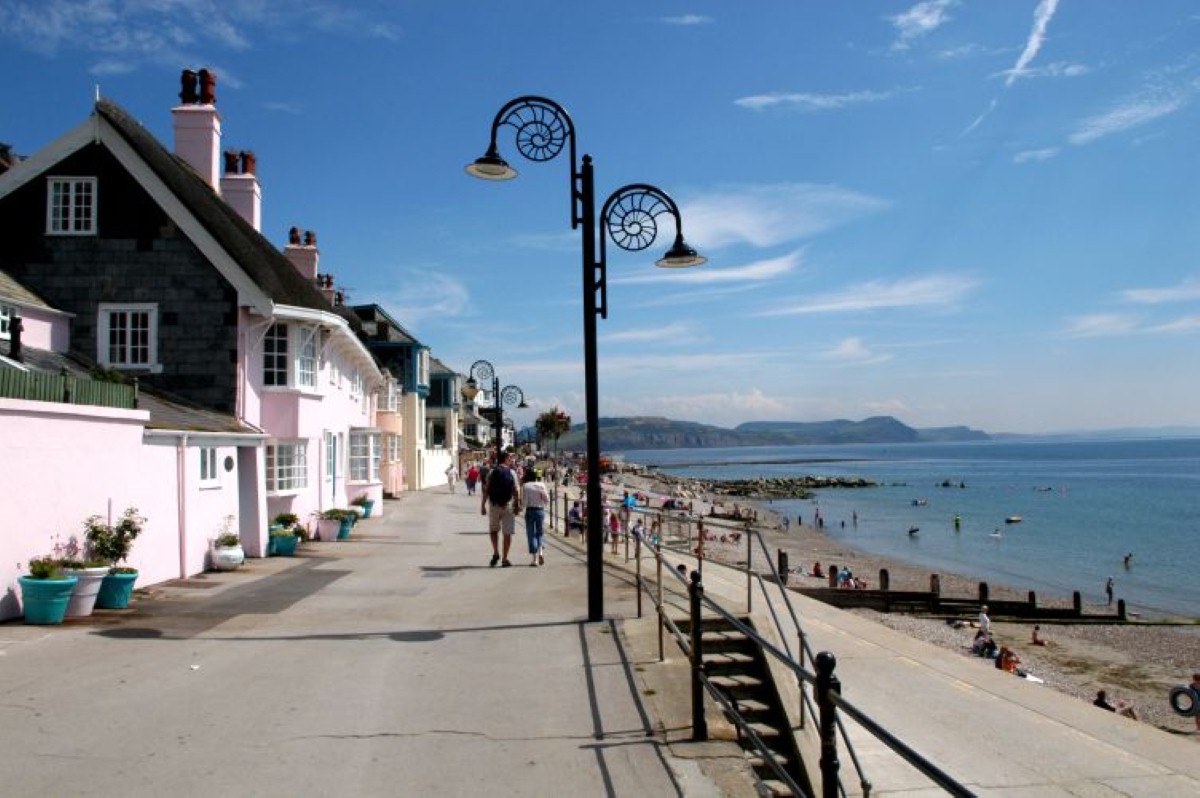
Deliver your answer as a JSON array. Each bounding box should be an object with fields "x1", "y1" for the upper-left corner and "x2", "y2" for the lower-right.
[
  {"x1": 1072, "y1": 590, "x2": 1082, "y2": 615},
  {"x1": 815, "y1": 651, "x2": 841, "y2": 798},
  {"x1": 688, "y1": 572, "x2": 708, "y2": 742},
  {"x1": 978, "y1": 582, "x2": 989, "y2": 603},
  {"x1": 828, "y1": 565, "x2": 838, "y2": 589},
  {"x1": 879, "y1": 568, "x2": 890, "y2": 591},
  {"x1": 778, "y1": 549, "x2": 789, "y2": 585},
  {"x1": 1028, "y1": 590, "x2": 1037, "y2": 607},
  {"x1": 1117, "y1": 598, "x2": 1126, "y2": 620},
  {"x1": 930, "y1": 573, "x2": 941, "y2": 595}
]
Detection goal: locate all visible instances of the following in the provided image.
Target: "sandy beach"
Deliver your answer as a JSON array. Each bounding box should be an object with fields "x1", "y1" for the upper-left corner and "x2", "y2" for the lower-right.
[{"x1": 598, "y1": 469, "x2": 1200, "y2": 737}]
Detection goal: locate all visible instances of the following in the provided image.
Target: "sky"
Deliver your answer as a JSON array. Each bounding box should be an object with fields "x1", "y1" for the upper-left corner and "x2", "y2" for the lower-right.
[{"x1": 1, "y1": 1, "x2": 1198, "y2": 436}]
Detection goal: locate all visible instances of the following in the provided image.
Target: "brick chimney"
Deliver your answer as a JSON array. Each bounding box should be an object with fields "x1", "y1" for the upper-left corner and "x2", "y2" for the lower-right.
[
  {"x1": 172, "y1": 68, "x2": 221, "y2": 188},
  {"x1": 220, "y1": 150, "x2": 262, "y2": 231},
  {"x1": 284, "y1": 227, "x2": 319, "y2": 280}
]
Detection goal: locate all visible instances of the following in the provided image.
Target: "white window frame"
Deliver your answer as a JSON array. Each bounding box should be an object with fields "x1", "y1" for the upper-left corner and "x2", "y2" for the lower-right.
[
  {"x1": 418, "y1": 349, "x2": 429, "y2": 386},
  {"x1": 383, "y1": 379, "x2": 398, "y2": 412},
  {"x1": 263, "y1": 323, "x2": 289, "y2": 386},
  {"x1": 47, "y1": 177, "x2": 97, "y2": 235},
  {"x1": 348, "y1": 429, "x2": 380, "y2": 482},
  {"x1": 296, "y1": 326, "x2": 318, "y2": 389},
  {"x1": 0, "y1": 303, "x2": 13, "y2": 340},
  {"x1": 349, "y1": 368, "x2": 363, "y2": 400},
  {"x1": 266, "y1": 440, "x2": 308, "y2": 494},
  {"x1": 386, "y1": 433, "x2": 401, "y2": 463},
  {"x1": 97, "y1": 302, "x2": 160, "y2": 371},
  {"x1": 324, "y1": 430, "x2": 337, "y2": 484},
  {"x1": 199, "y1": 447, "x2": 219, "y2": 488}
]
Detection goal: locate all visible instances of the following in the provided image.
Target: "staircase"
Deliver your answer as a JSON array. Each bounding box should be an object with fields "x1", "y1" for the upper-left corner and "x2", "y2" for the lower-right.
[{"x1": 680, "y1": 616, "x2": 812, "y2": 797}]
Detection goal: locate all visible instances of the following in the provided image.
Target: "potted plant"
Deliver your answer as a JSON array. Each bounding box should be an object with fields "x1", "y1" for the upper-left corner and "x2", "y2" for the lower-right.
[
  {"x1": 53, "y1": 534, "x2": 110, "y2": 618},
  {"x1": 85, "y1": 507, "x2": 145, "y2": 610},
  {"x1": 318, "y1": 508, "x2": 355, "y2": 540},
  {"x1": 350, "y1": 494, "x2": 375, "y2": 518},
  {"x1": 18, "y1": 556, "x2": 78, "y2": 625},
  {"x1": 210, "y1": 515, "x2": 245, "y2": 571},
  {"x1": 269, "y1": 513, "x2": 300, "y2": 557}
]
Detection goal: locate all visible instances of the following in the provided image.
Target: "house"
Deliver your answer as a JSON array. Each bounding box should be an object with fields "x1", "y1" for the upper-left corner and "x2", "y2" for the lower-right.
[
  {"x1": 0, "y1": 268, "x2": 264, "y2": 621},
  {"x1": 0, "y1": 69, "x2": 386, "y2": 609},
  {"x1": 351, "y1": 304, "x2": 456, "y2": 489}
]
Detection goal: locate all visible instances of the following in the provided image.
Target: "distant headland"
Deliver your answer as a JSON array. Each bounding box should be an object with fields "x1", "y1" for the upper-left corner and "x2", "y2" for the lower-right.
[{"x1": 549, "y1": 415, "x2": 990, "y2": 452}]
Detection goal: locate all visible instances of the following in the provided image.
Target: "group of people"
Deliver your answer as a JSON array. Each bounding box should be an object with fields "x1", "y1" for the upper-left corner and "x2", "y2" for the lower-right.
[{"x1": 477, "y1": 452, "x2": 551, "y2": 568}]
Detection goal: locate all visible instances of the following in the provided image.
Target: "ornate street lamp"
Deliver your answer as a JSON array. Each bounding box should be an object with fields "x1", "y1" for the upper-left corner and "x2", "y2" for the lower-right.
[
  {"x1": 467, "y1": 96, "x2": 705, "y2": 621},
  {"x1": 462, "y1": 359, "x2": 527, "y2": 466}
]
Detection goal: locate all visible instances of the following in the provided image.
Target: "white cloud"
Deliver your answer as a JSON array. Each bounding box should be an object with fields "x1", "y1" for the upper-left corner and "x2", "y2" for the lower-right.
[
  {"x1": 611, "y1": 251, "x2": 800, "y2": 286},
  {"x1": 890, "y1": 0, "x2": 956, "y2": 51},
  {"x1": 1069, "y1": 93, "x2": 1188, "y2": 145},
  {"x1": 1005, "y1": 0, "x2": 1060, "y2": 87},
  {"x1": 1062, "y1": 313, "x2": 1139, "y2": 337},
  {"x1": 734, "y1": 89, "x2": 899, "y2": 112},
  {"x1": 602, "y1": 322, "x2": 697, "y2": 345},
  {"x1": 1013, "y1": 147, "x2": 1060, "y2": 163},
  {"x1": 373, "y1": 271, "x2": 470, "y2": 328},
  {"x1": 662, "y1": 15, "x2": 712, "y2": 26},
  {"x1": 821, "y1": 337, "x2": 892, "y2": 364},
  {"x1": 681, "y1": 184, "x2": 889, "y2": 250},
  {"x1": 605, "y1": 388, "x2": 790, "y2": 423},
  {"x1": 1146, "y1": 316, "x2": 1200, "y2": 333},
  {"x1": 1121, "y1": 277, "x2": 1200, "y2": 304},
  {"x1": 999, "y1": 61, "x2": 1090, "y2": 82},
  {"x1": 759, "y1": 274, "x2": 979, "y2": 317}
]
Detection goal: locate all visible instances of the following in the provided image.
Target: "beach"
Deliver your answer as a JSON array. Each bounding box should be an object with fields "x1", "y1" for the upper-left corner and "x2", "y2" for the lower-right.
[{"x1": 601, "y1": 468, "x2": 1200, "y2": 737}]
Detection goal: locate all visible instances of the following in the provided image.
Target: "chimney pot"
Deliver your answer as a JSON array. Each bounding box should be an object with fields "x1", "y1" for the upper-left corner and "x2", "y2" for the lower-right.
[
  {"x1": 9, "y1": 314, "x2": 22, "y2": 362},
  {"x1": 304, "y1": 230, "x2": 317, "y2": 247},
  {"x1": 180, "y1": 69, "x2": 199, "y2": 104},
  {"x1": 241, "y1": 150, "x2": 256, "y2": 175},
  {"x1": 288, "y1": 227, "x2": 301, "y2": 245},
  {"x1": 198, "y1": 68, "x2": 217, "y2": 104},
  {"x1": 223, "y1": 150, "x2": 240, "y2": 174}
]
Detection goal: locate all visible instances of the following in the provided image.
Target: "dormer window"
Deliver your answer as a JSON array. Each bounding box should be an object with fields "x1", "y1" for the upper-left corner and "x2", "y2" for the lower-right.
[
  {"x1": 0, "y1": 303, "x2": 13, "y2": 340},
  {"x1": 47, "y1": 177, "x2": 97, "y2": 235}
]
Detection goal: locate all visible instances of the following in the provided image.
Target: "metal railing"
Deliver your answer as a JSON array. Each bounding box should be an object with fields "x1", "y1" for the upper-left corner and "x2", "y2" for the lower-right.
[{"x1": 0, "y1": 370, "x2": 136, "y2": 409}]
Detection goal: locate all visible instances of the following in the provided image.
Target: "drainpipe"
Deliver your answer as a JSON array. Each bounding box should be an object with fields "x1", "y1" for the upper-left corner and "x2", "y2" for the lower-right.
[{"x1": 176, "y1": 433, "x2": 188, "y2": 577}]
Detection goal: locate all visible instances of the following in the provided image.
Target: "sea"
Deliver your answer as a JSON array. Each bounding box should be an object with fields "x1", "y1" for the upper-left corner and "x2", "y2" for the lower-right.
[{"x1": 623, "y1": 437, "x2": 1200, "y2": 619}]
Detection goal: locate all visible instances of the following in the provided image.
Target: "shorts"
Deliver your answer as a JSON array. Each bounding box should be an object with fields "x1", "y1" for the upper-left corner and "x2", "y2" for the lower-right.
[{"x1": 488, "y1": 503, "x2": 516, "y2": 536}]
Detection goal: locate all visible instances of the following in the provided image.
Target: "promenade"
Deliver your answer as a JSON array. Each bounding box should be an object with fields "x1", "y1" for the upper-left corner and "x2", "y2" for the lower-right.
[{"x1": 1, "y1": 487, "x2": 1196, "y2": 796}]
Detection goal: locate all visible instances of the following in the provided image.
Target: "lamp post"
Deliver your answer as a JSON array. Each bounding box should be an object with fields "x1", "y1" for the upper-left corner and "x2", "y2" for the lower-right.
[
  {"x1": 462, "y1": 358, "x2": 527, "y2": 466},
  {"x1": 467, "y1": 96, "x2": 705, "y2": 621}
]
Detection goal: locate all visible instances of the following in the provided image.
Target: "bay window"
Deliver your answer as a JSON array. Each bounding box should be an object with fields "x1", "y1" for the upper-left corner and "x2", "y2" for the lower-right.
[
  {"x1": 349, "y1": 429, "x2": 380, "y2": 482},
  {"x1": 266, "y1": 440, "x2": 308, "y2": 492}
]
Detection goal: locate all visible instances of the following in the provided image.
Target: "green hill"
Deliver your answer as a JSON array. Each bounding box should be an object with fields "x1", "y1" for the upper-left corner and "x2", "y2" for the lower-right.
[{"x1": 550, "y1": 416, "x2": 988, "y2": 451}]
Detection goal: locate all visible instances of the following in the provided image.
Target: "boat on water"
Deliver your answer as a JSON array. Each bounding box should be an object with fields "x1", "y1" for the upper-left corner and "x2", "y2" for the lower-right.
[
  {"x1": 907, "y1": 526, "x2": 920, "y2": 535},
  {"x1": 1005, "y1": 515, "x2": 1023, "y2": 524}
]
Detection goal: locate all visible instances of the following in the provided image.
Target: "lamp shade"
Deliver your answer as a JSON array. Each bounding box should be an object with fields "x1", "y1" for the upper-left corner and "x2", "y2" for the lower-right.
[
  {"x1": 465, "y1": 145, "x2": 518, "y2": 180},
  {"x1": 656, "y1": 235, "x2": 707, "y2": 269}
]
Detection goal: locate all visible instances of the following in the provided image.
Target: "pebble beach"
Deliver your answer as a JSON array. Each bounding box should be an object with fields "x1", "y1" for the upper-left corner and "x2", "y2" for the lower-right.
[{"x1": 601, "y1": 468, "x2": 1200, "y2": 737}]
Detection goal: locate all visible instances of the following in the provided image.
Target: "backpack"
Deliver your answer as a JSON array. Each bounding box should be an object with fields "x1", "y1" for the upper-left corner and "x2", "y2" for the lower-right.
[{"x1": 487, "y1": 466, "x2": 516, "y2": 505}]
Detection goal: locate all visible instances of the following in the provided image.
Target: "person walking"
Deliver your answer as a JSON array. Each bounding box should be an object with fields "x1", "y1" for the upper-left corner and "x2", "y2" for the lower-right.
[
  {"x1": 978, "y1": 604, "x2": 991, "y2": 636},
  {"x1": 1105, "y1": 576, "x2": 1114, "y2": 606},
  {"x1": 465, "y1": 463, "x2": 480, "y2": 496},
  {"x1": 445, "y1": 463, "x2": 459, "y2": 494},
  {"x1": 521, "y1": 468, "x2": 551, "y2": 566},
  {"x1": 481, "y1": 452, "x2": 520, "y2": 567}
]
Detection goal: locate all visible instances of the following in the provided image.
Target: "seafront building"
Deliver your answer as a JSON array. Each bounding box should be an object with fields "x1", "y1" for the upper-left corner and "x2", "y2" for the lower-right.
[{"x1": 0, "y1": 70, "x2": 458, "y2": 621}]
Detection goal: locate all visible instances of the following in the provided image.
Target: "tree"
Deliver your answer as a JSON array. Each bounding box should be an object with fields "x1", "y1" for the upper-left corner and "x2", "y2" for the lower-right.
[{"x1": 535, "y1": 407, "x2": 572, "y2": 453}]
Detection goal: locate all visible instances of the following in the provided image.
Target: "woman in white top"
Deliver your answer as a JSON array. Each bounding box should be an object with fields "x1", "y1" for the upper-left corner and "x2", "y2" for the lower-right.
[{"x1": 521, "y1": 469, "x2": 551, "y2": 566}]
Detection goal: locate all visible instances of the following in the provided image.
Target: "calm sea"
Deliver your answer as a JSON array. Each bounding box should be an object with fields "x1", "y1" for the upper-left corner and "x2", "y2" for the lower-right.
[{"x1": 624, "y1": 438, "x2": 1200, "y2": 618}]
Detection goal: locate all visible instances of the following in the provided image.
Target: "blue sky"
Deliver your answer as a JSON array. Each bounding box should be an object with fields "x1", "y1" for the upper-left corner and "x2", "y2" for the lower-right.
[{"x1": 2, "y1": 1, "x2": 1198, "y2": 435}]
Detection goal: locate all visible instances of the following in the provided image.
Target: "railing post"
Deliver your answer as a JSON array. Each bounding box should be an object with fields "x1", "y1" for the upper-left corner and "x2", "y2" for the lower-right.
[
  {"x1": 798, "y1": 629, "x2": 807, "y2": 730},
  {"x1": 689, "y1": 571, "x2": 708, "y2": 742},
  {"x1": 656, "y1": 543, "x2": 664, "y2": 662},
  {"x1": 745, "y1": 523, "x2": 752, "y2": 613},
  {"x1": 816, "y1": 651, "x2": 841, "y2": 798},
  {"x1": 635, "y1": 534, "x2": 643, "y2": 619}
]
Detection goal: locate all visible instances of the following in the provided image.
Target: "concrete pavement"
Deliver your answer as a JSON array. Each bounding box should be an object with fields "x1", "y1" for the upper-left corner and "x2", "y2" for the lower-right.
[{"x1": 0, "y1": 488, "x2": 746, "y2": 797}]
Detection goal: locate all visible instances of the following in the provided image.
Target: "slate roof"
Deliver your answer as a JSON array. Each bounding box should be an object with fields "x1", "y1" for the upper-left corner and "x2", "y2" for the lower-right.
[
  {"x1": 0, "y1": 269, "x2": 53, "y2": 309},
  {"x1": 349, "y1": 304, "x2": 421, "y2": 345},
  {"x1": 95, "y1": 100, "x2": 334, "y2": 312}
]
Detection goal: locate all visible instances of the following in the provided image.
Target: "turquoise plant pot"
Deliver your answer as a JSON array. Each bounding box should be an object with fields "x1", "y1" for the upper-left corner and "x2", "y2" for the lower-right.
[
  {"x1": 362, "y1": 500, "x2": 375, "y2": 518},
  {"x1": 272, "y1": 534, "x2": 299, "y2": 556},
  {"x1": 95, "y1": 571, "x2": 139, "y2": 610},
  {"x1": 19, "y1": 575, "x2": 78, "y2": 625},
  {"x1": 337, "y1": 517, "x2": 354, "y2": 540}
]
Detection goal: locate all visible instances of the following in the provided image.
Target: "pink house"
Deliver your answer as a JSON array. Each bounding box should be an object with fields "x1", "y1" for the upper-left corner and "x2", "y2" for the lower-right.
[{"x1": 0, "y1": 70, "x2": 388, "y2": 618}]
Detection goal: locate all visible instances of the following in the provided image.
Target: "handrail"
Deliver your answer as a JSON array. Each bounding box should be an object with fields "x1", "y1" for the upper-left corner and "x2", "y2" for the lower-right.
[{"x1": 639, "y1": 542, "x2": 975, "y2": 797}]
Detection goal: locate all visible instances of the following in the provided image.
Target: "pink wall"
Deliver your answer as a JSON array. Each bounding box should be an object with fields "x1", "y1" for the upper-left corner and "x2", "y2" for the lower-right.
[{"x1": 0, "y1": 400, "x2": 173, "y2": 620}]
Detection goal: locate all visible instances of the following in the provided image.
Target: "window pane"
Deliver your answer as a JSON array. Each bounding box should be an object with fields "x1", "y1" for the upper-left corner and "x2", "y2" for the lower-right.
[
  {"x1": 264, "y1": 324, "x2": 288, "y2": 386},
  {"x1": 108, "y1": 311, "x2": 128, "y2": 364}
]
